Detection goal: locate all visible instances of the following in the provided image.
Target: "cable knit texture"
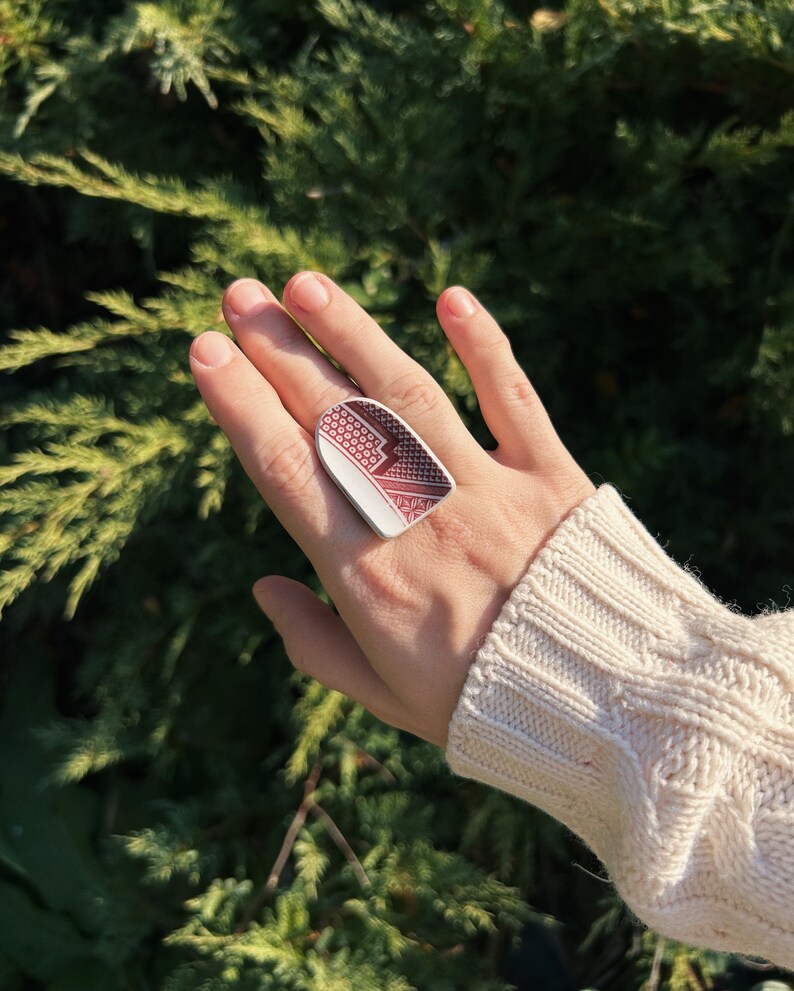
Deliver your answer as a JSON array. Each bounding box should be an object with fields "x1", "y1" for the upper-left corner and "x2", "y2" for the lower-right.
[{"x1": 446, "y1": 484, "x2": 794, "y2": 969}]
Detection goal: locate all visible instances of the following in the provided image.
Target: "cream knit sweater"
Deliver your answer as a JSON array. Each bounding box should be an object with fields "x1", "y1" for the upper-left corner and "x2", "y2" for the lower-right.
[{"x1": 446, "y1": 484, "x2": 794, "y2": 969}]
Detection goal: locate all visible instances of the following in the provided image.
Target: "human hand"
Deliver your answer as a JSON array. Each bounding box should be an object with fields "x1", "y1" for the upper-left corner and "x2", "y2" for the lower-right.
[{"x1": 189, "y1": 274, "x2": 595, "y2": 747}]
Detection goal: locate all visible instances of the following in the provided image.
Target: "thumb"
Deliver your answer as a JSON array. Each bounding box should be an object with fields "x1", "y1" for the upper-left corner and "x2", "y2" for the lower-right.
[{"x1": 252, "y1": 576, "x2": 400, "y2": 721}]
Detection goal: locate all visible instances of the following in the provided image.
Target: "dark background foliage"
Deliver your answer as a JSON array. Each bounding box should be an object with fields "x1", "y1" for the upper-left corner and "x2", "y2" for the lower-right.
[{"x1": 1, "y1": 1, "x2": 793, "y2": 989}]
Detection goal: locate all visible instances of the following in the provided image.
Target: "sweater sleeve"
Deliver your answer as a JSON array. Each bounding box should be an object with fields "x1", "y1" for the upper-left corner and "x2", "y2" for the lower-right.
[{"x1": 445, "y1": 484, "x2": 794, "y2": 969}]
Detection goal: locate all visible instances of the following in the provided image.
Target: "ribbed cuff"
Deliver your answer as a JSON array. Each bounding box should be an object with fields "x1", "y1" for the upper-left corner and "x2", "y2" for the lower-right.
[
  {"x1": 447, "y1": 483, "x2": 719, "y2": 846},
  {"x1": 445, "y1": 484, "x2": 794, "y2": 964}
]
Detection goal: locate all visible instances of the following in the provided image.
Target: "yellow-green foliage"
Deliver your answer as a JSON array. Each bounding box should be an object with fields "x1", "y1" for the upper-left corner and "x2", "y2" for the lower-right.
[{"x1": 1, "y1": 1, "x2": 793, "y2": 990}]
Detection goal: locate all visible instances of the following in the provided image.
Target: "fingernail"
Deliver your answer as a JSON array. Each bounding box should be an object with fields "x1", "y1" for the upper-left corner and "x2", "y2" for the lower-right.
[
  {"x1": 190, "y1": 332, "x2": 234, "y2": 368},
  {"x1": 289, "y1": 272, "x2": 331, "y2": 312},
  {"x1": 445, "y1": 288, "x2": 477, "y2": 319},
  {"x1": 225, "y1": 279, "x2": 271, "y2": 318}
]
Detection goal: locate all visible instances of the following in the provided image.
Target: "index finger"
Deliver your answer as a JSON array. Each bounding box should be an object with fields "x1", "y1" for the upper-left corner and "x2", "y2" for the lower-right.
[{"x1": 189, "y1": 330, "x2": 374, "y2": 558}]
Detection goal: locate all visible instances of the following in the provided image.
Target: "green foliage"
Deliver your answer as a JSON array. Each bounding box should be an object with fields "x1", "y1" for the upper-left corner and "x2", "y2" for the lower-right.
[{"x1": 1, "y1": 0, "x2": 794, "y2": 990}]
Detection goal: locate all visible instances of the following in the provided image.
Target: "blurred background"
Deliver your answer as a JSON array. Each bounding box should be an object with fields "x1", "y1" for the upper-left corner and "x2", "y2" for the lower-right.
[{"x1": 1, "y1": 1, "x2": 793, "y2": 989}]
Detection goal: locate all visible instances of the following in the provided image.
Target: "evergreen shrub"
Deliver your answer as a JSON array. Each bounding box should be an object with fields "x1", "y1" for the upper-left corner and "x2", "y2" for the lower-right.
[{"x1": 1, "y1": 1, "x2": 793, "y2": 989}]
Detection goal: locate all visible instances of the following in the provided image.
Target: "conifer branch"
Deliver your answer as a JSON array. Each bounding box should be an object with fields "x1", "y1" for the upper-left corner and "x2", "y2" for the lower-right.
[
  {"x1": 308, "y1": 803, "x2": 370, "y2": 890},
  {"x1": 3, "y1": 1, "x2": 792, "y2": 985},
  {"x1": 242, "y1": 754, "x2": 371, "y2": 932},
  {"x1": 235, "y1": 762, "x2": 322, "y2": 933},
  {"x1": 264, "y1": 761, "x2": 323, "y2": 895},
  {"x1": 338, "y1": 735, "x2": 397, "y2": 784}
]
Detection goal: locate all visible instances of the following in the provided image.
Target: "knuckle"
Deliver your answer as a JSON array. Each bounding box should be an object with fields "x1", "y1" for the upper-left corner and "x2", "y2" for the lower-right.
[
  {"x1": 479, "y1": 333, "x2": 540, "y2": 410},
  {"x1": 270, "y1": 325, "x2": 309, "y2": 357},
  {"x1": 426, "y1": 506, "x2": 477, "y2": 554},
  {"x1": 348, "y1": 545, "x2": 418, "y2": 614},
  {"x1": 311, "y1": 381, "x2": 352, "y2": 420},
  {"x1": 227, "y1": 381, "x2": 271, "y2": 419},
  {"x1": 345, "y1": 313, "x2": 377, "y2": 348},
  {"x1": 426, "y1": 507, "x2": 494, "y2": 572},
  {"x1": 498, "y1": 371, "x2": 539, "y2": 411},
  {"x1": 253, "y1": 434, "x2": 316, "y2": 496},
  {"x1": 387, "y1": 372, "x2": 438, "y2": 420},
  {"x1": 479, "y1": 327, "x2": 513, "y2": 362}
]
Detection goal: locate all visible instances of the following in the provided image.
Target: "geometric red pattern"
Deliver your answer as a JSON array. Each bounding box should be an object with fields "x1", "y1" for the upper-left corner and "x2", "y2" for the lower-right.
[{"x1": 317, "y1": 399, "x2": 453, "y2": 526}]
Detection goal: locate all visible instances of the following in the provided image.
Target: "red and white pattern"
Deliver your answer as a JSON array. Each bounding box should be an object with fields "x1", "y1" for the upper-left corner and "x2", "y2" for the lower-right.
[{"x1": 317, "y1": 400, "x2": 453, "y2": 526}]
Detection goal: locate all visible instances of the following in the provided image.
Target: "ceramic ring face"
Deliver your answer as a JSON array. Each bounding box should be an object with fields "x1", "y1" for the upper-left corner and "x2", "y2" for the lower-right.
[{"x1": 315, "y1": 398, "x2": 455, "y2": 539}]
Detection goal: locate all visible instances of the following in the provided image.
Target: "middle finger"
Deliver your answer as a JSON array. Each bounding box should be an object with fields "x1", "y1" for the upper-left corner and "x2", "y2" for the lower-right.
[
  {"x1": 282, "y1": 271, "x2": 482, "y2": 473},
  {"x1": 222, "y1": 278, "x2": 359, "y2": 434}
]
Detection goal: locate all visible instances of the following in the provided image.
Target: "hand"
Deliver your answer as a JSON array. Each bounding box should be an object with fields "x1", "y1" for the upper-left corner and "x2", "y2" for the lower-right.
[{"x1": 189, "y1": 274, "x2": 595, "y2": 747}]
